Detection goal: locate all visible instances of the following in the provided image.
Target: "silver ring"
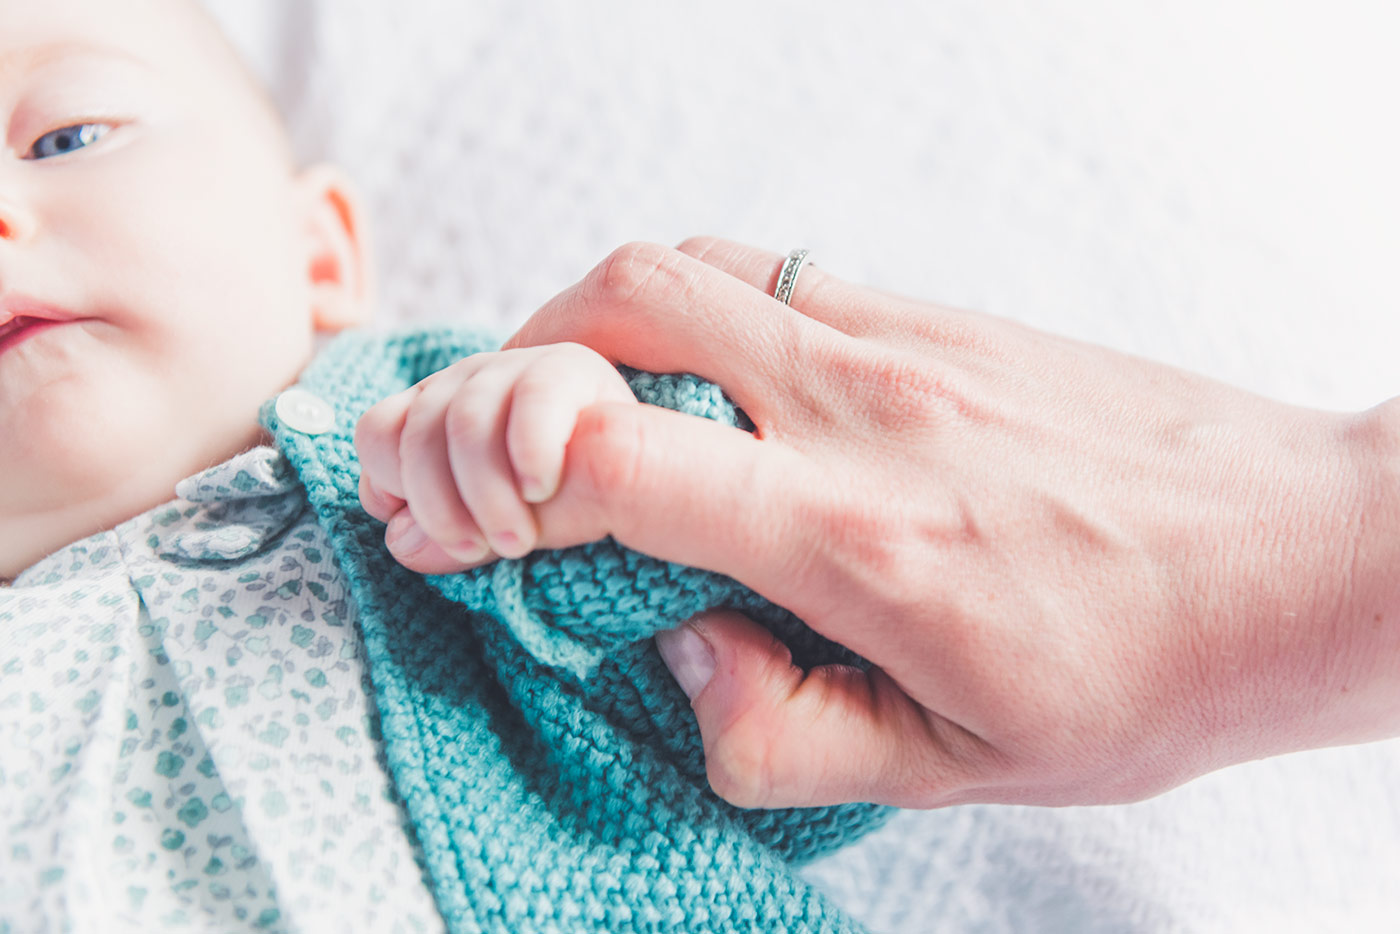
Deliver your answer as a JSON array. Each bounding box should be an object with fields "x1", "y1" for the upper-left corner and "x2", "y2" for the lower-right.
[{"x1": 773, "y1": 248, "x2": 812, "y2": 305}]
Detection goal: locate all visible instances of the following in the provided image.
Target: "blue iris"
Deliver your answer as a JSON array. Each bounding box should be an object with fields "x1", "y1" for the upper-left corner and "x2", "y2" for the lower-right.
[{"x1": 29, "y1": 123, "x2": 111, "y2": 160}]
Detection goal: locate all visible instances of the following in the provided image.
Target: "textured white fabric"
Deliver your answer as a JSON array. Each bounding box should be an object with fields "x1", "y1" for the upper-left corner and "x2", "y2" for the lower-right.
[{"x1": 200, "y1": 1, "x2": 1400, "y2": 930}]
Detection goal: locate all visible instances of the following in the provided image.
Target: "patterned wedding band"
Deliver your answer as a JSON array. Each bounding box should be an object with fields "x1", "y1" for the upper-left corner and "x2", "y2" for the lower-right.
[{"x1": 772, "y1": 248, "x2": 812, "y2": 305}]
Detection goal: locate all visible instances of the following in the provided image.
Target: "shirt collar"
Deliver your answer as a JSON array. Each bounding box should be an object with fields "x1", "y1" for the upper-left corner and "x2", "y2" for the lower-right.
[{"x1": 153, "y1": 445, "x2": 307, "y2": 564}]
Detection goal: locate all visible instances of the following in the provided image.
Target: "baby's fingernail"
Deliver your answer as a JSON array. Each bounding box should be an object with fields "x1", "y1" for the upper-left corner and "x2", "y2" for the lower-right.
[
  {"x1": 519, "y1": 476, "x2": 549, "y2": 503},
  {"x1": 446, "y1": 539, "x2": 489, "y2": 563},
  {"x1": 491, "y1": 531, "x2": 525, "y2": 558},
  {"x1": 387, "y1": 517, "x2": 428, "y2": 555}
]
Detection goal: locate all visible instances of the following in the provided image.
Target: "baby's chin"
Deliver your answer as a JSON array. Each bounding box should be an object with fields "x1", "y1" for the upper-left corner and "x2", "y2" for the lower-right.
[
  {"x1": 0, "y1": 365, "x2": 218, "y2": 516},
  {"x1": 1, "y1": 399, "x2": 159, "y2": 514},
  {"x1": 0, "y1": 378, "x2": 278, "y2": 582}
]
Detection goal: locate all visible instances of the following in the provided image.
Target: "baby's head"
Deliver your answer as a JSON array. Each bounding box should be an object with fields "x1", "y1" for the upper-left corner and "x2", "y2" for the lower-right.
[{"x1": 1, "y1": 0, "x2": 373, "y2": 581}]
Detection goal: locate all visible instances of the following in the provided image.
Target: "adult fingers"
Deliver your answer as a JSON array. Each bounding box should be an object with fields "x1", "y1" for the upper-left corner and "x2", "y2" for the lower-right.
[
  {"x1": 673, "y1": 236, "x2": 886, "y2": 336},
  {"x1": 654, "y1": 610, "x2": 980, "y2": 809},
  {"x1": 674, "y1": 235, "x2": 995, "y2": 355},
  {"x1": 528, "y1": 402, "x2": 818, "y2": 614},
  {"x1": 674, "y1": 236, "x2": 825, "y2": 307},
  {"x1": 502, "y1": 241, "x2": 832, "y2": 427}
]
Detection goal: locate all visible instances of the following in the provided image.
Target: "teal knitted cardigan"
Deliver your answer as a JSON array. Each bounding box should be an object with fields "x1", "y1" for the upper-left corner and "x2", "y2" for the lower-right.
[{"x1": 259, "y1": 327, "x2": 893, "y2": 933}]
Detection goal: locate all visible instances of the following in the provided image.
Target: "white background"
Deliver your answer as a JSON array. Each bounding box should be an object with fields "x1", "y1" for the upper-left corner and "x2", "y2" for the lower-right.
[{"x1": 205, "y1": 2, "x2": 1400, "y2": 929}]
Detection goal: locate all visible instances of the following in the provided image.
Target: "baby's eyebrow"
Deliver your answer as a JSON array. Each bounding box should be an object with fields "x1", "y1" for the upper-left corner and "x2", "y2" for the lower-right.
[{"x1": 0, "y1": 40, "x2": 150, "y2": 81}]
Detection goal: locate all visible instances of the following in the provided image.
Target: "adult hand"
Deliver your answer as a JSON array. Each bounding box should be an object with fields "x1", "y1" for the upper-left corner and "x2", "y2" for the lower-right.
[{"x1": 501, "y1": 237, "x2": 1400, "y2": 809}]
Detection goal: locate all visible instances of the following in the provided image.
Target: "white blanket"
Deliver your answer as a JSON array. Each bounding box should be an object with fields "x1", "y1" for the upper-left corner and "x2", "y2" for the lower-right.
[{"x1": 202, "y1": 1, "x2": 1400, "y2": 929}]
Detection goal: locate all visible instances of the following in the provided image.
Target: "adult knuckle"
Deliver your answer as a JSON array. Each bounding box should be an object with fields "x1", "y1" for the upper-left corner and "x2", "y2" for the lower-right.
[
  {"x1": 834, "y1": 342, "x2": 992, "y2": 433},
  {"x1": 705, "y1": 643, "x2": 822, "y2": 809},
  {"x1": 787, "y1": 262, "x2": 844, "y2": 314},
  {"x1": 674, "y1": 234, "x2": 727, "y2": 263},
  {"x1": 706, "y1": 755, "x2": 770, "y2": 809},
  {"x1": 895, "y1": 704, "x2": 987, "y2": 807},
  {"x1": 705, "y1": 722, "x2": 779, "y2": 809},
  {"x1": 802, "y1": 492, "x2": 909, "y2": 585},
  {"x1": 586, "y1": 241, "x2": 681, "y2": 311},
  {"x1": 866, "y1": 355, "x2": 951, "y2": 421},
  {"x1": 707, "y1": 704, "x2": 823, "y2": 810}
]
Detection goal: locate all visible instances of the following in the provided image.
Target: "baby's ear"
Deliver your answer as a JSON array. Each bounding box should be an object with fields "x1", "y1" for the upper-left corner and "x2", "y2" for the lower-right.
[{"x1": 296, "y1": 163, "x2": 374, "y2": 332}]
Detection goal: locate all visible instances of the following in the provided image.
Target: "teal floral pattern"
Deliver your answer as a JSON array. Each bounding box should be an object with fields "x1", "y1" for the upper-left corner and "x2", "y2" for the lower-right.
[{"x1": 1, "y1": 448, "x2": 443, "y2": 933}]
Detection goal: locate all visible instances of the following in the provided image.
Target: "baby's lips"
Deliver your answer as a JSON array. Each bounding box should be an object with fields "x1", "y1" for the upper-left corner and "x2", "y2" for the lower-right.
[
  {"x1": 0, "y1": 315, "x2": 34, "y2": 342},
  {"x1": 0, "y1": 291, "x2": 82, "y2": 328}
]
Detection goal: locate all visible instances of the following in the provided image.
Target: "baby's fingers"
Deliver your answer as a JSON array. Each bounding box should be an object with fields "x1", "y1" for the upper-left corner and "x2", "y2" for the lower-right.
[
  {"x1": 398, "y1": 374, "x2": 500, "y2": 564},
  {"x1": 506, "y1": 344, "x2": 638, "y2": 504},
  {"x1": 442, "y1": 364, "x2": 542, "y2": 559},
  {"x1": 355, "y1": 354, "x2": 496, "y2": 503},
  {"x1": 355, "y1": 388, "x2": 416, "y2": 502},
  {"x1": 358, "y1": 471, "x2": 406, "y2": 524},
  {"x1": 385, "y1": 506, "x2": 493, "y2": 575}
]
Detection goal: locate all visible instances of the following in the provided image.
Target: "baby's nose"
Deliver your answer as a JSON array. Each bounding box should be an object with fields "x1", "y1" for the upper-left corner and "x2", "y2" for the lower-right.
[{"x1": 0, "y1": 195, "x2": 36, "y2": 242}]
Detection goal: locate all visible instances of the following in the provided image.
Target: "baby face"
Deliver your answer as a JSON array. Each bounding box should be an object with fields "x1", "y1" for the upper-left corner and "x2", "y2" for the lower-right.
[{"x1": 0, "y1": 0, "x2": 369, "y2": 580}]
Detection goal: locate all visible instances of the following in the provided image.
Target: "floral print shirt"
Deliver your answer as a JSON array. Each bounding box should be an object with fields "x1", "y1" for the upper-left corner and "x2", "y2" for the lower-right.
[{"x1": 1, "y1": 447, "x2": 444, "y2": 934}]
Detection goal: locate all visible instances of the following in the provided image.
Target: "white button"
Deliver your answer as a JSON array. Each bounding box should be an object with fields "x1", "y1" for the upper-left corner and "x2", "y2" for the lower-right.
[{"x1": 275, "y1": 388, "x2": 336, "y2": 435}]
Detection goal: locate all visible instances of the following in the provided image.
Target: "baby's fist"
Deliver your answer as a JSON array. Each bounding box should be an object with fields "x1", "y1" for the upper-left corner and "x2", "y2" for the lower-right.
[{"x1": 354, "y1": 342, "x2": 637, "y2": 572}]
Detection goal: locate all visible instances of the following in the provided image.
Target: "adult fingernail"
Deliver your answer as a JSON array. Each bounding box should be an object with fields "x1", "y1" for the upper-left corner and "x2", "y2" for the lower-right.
[
  {"x1": 387, "y1": 516, "x2": 428, "y2": 555},
  {"x1": 655, "y1": 624, "x2": 716, "y2": 701}
]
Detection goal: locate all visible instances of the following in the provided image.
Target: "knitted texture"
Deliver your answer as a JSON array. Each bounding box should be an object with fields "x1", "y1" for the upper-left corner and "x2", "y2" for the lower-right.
[{"x1": 259, "y1": 326, "x2": 894, "y2": 934}]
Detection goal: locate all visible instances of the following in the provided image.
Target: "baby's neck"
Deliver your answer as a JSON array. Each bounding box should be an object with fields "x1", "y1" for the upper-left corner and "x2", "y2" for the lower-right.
[{"x1": 1, "y1": 425, "x2": 276, "y2": 583}]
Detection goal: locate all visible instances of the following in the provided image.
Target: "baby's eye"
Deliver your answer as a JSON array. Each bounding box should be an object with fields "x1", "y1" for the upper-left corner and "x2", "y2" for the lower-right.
[{"x1": 27, "y1": 123, "x2": 112, "y2": 160}]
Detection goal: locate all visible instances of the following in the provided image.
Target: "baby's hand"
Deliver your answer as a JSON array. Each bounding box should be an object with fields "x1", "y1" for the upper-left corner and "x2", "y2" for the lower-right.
[{"x1": 354, "y1": 343, "x2": 637, "y2": 572}]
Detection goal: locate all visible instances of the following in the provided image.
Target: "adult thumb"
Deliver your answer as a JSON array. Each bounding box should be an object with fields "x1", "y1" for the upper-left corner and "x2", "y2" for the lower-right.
[{"x1": 654, "y1": 610, "x2": 952, "y2": 809}]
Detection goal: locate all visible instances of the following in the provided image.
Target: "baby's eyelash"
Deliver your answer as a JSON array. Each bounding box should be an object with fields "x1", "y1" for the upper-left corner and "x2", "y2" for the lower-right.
[{"x1": 27, "y1": 122, "x2": 113, "y2": 161}]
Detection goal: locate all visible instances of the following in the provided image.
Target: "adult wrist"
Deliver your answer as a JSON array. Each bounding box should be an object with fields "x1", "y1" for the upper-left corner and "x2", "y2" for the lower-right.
[{"x1": 1325, "y1": 397, "x2": 1400, "y2": 746}]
